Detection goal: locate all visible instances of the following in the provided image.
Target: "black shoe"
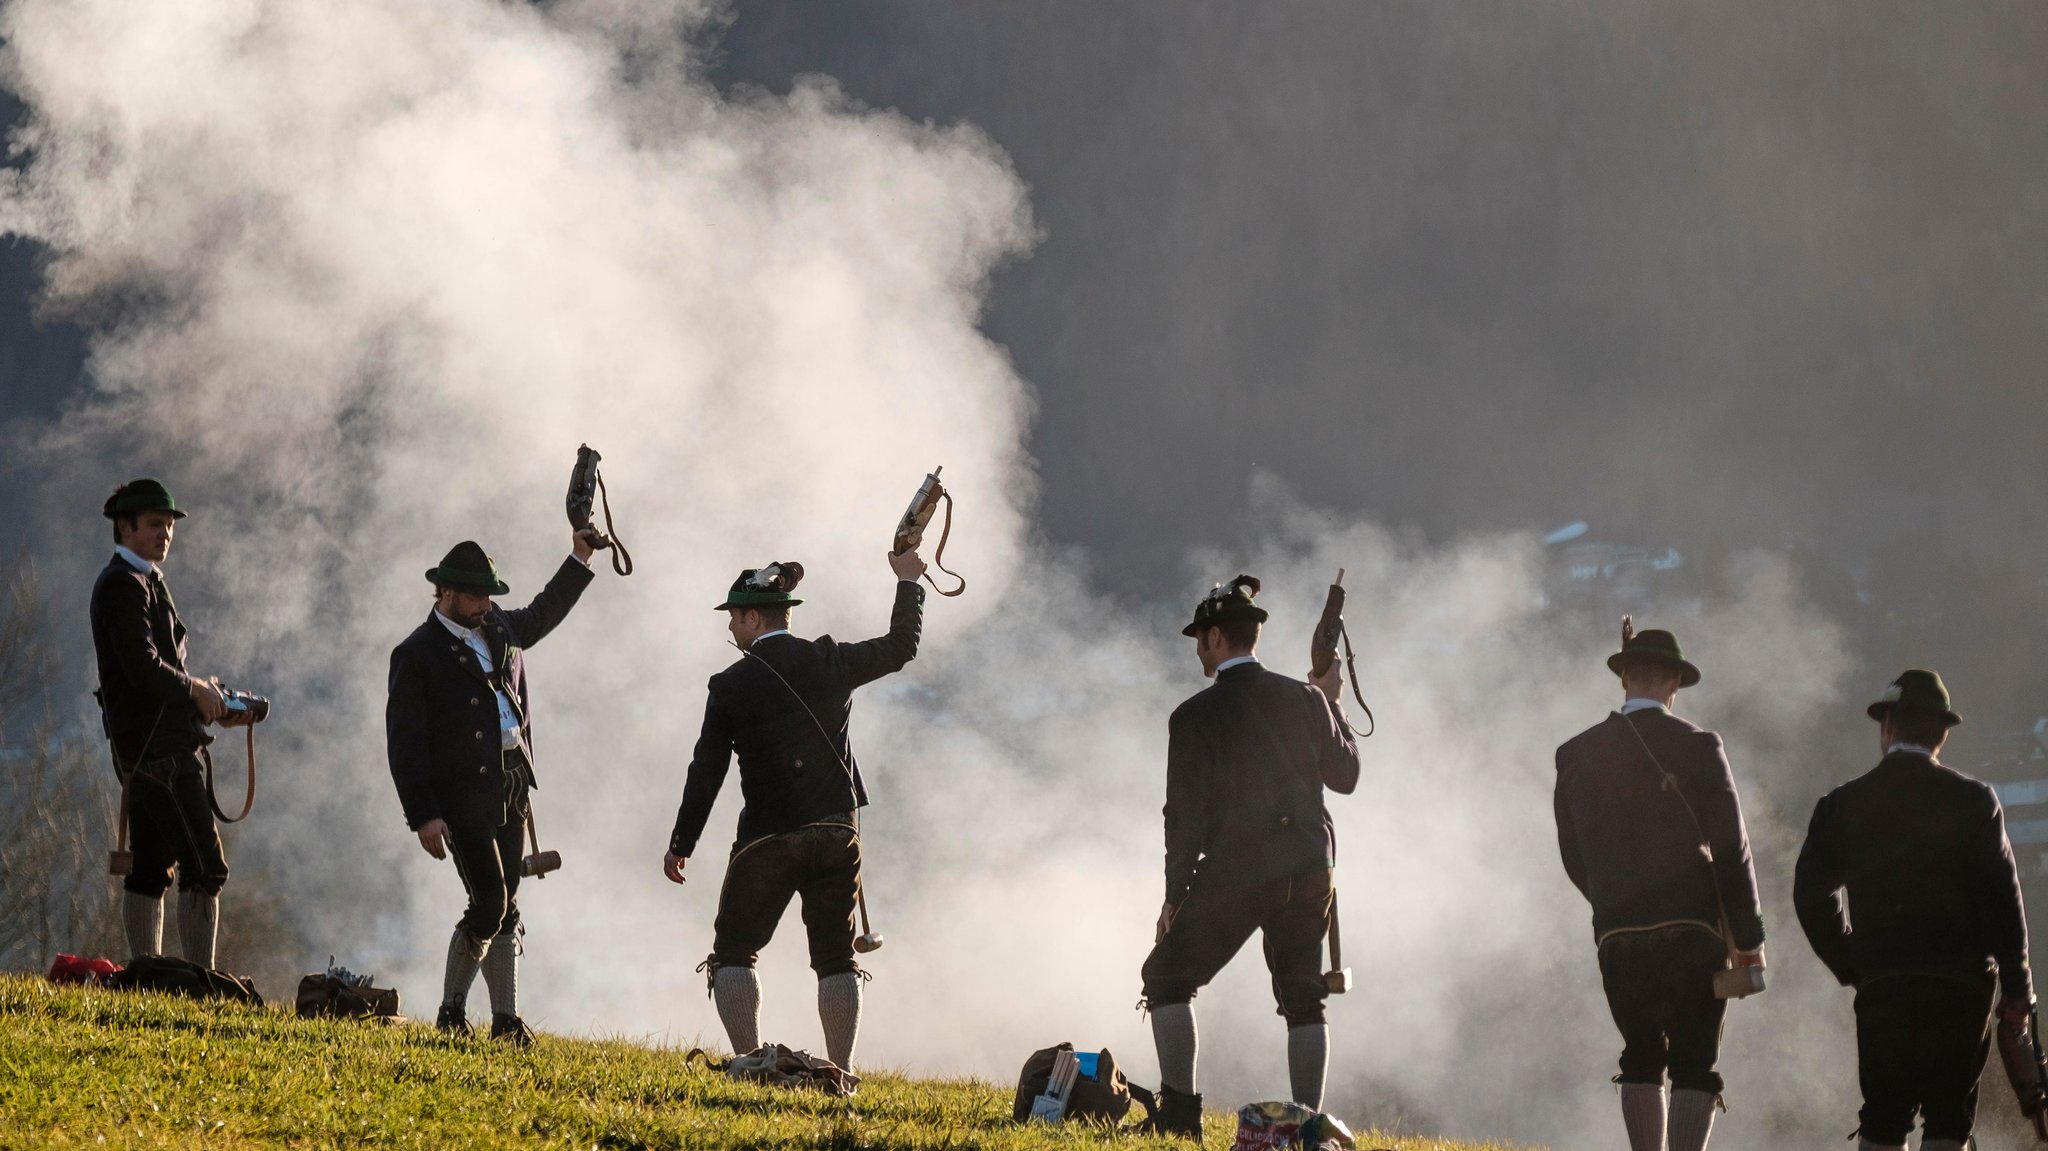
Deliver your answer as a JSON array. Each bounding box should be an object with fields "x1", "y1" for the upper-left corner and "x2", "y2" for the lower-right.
[
  {"x1": 1141, "y1": 1085, "x2": 1204, "y2": 1143},
  {"x1": 491, "y1": 1012, "x2": 534, "y2": 1047},
  {"x1": 435, "y1": 1004, "x2": 470, "y2": 1035}
]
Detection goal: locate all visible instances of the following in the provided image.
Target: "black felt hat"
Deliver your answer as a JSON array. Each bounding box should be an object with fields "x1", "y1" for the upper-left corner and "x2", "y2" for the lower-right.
[
  {"x1": 1866, "y1": 668, "x2": 1962, "y2": 728},
  {"x1": 425, "y1": 541, "x2": 510, "y2": 596},
  {"x1": 1182, "y1": 575, "x2": 1269, "y2": 637},
  {"x1": 1606, "y1": 618, "x2": 1701, "y2": 688},
  {"x1": 103, "y1": 478, "x2": 186, "y2": 520},
  {"x1": 715, "y1": 562, "x2": 805, "y2": 611}
]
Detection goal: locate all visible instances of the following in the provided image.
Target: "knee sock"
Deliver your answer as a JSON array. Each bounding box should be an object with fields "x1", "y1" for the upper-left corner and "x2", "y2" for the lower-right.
[
  {"x1": 442, "y1": 927, "x2": 487, "y2": 1011},
  {"x1": 1619, "y1": 1081, "x2": 1666, "y2": 1151},
  {"x1": 818, "y1": 971, "x2": 862, "y2": 1068},
  {"x1": 122, "y1": 891, "x2": 163, "y2": 956},
  {"x1": 1666, "y1": 1088, "x2": 1717, "y2": 1151},
  {"x1": 1151, "y1": 1002, "x2": 1198, "y2": 1096},
  {"x1": 1918, "y1": 1141, "x2": 1968, "y2": 1151},
  {"x1": 1287, "y1": 1024, "x2": 1328, "y2": 1110},
  {"x1": 1855, "y1": 1140, "x2": 1907, "y2": 1151},
  {"x1": 713, "y1": 966, "x2": 761, "y2": 1055},
  {"x1": 481, "y1": 935, "x2": 519, "y2": 1018},
  {"x1": 175, "y1": 890, "x2": 218, "y2": 969}
]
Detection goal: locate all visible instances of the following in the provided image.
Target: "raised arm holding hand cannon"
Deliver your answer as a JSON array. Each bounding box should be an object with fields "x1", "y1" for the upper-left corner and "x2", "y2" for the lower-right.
[
  {"x1": 1138, "y1": 576, "x2": 1361, "y2": 1142},
  {"x1": 90, "y1": 479, "x2": 259, "y2": 968},
  {"x1": 1794, "y1": 671, "x2": 2033, "y2": 1151},
  {"x1": 1554, "y1": 621, "x2": 1765, "y2": 1151},
  {"x1": 664, "y1": 548, "x2": 927, "y2": 1069},
  {"x1": 386, "y1": 528, "x2": 601, "y2": 1045}
]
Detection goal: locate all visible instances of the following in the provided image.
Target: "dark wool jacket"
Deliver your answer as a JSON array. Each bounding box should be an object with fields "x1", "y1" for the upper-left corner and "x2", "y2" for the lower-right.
[
  {"x1": 385, "y1": 556, "x2": 593, "y2": 830},
  {"x1": 1554, "y1": 709, "x2": 1766, "y2": 951},
  {"x1": 90, "y1": 554, "x2": 209, "y2": 764},
  {"x1": 668, "y1": 580, "x2": 924, "y2": 858},
  {"x1": 1794, "y1": 751, "x2": 2032, "y2": 999},
  {"x1": 1162, "y1": 662, "x2": 1360, "y2": 905}
]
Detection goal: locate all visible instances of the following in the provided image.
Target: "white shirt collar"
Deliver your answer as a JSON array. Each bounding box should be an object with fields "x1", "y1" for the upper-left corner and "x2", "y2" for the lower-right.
[
  {"x1": 114, "y1": 545, "x2": 158, "y2": 575},
  {"x1": 1887, "y1": 741, "x2": 1936, "y2": 758},
  {"x1": 434, "y1": 609, "x2": 484, "y2": 640},
  {"x1": 1620, "y1": 698, "x2": 1670, "y2": 715},
  {"x1": 751, "y1": 629, "x2": 792, "y2": 644},
  {"x1": 1215, "y1": 655, "x2": 1260, "y2": 673}
]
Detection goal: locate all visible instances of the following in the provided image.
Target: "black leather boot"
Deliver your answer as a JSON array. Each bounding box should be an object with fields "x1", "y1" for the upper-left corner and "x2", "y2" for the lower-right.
[
  {"x1": 434, "y1": 1004, "x2": 470, "y2": 1035},
  {"x1": 1142, "y1": 1085, "x2": 1204, "y2": 1143},
  {"x1": 491, "y1": 1012, "x2": 535, "y2": 1047}
]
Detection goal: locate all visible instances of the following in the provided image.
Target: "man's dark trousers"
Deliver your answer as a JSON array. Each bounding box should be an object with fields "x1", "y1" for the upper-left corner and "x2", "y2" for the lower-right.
[
  {"x1": 123, "y1": 750, "x2": 229, "y2": 899},
  {"x1": 448, "y1": 749, "x2": 530, "y2": 943},
  {"x1": 1854, "y1": 974, "x2": 1995, "y2": 1146},
  {"x1": 1142, "y1": 865, "x2": 1333, "y2": 1026},
  {"x1": 712, "y1": 818, "x2": 861, "y2": 976},
  {"x1": 1598, "y1": 925, "x2": 1728, "y2": 1093}
]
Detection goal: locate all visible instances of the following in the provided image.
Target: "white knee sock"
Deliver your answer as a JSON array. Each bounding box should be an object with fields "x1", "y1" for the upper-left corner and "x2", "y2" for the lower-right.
[
  {"x1": 175, "y1": 890, "x2": 218, "y2": 969},
  {"x1": 818, "y1": 972, "x2": 862, "y2": 1068},
  {"x1": 1666, "y1": 1088, "x2": 1717, "y2": 1151},
  {"x1": 1287, "y1": 1024, "x2": 1328, "y2": 1110},
  {"x1": 712, "y1": 966, "x2": 761, "y2": 1055},
  {"x1": 1151, "y1": 1002, "x2": 1198, "y2": 1095},
  {"x1": 441, "y1": 927, "x2": 487, "y2": 1011},
  {"x1": 1619, "y1": 1081, "x2": 1666, "y2": 1151},
  {"x1": 122, "y1": 892, "x2": 163, "y2": 956},
  {"x1": 481, "y1": 935, "x2": 518, "y2": 1018}
]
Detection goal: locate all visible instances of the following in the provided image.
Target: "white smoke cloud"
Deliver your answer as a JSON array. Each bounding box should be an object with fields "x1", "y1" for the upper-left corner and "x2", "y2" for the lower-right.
[{"x1": 3, "y1": 1, "x2": 1910, "y2": 1145}]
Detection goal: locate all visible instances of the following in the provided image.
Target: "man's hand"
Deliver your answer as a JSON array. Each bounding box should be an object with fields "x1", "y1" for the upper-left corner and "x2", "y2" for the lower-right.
[
  {"x1": 1307, "y1": 662, "x2": 1344, "y2": 704},
  {"x1": 663, "y1": 853, "x2": 688, "y2": 885},
  {"x1": 1155, "y1": 901, "x2": 1176, "y2": 944},
  {"x1": 2000, "y1": 993, "x2": 2035, "y2": 1031},
  {"x1": 1734, "y1": 946, "x2": 1766, "y2": 970},
  {"x1": 416, "y1": 819, "x2": 452, "y2": 860},
  {"x1": 888, "y1": 547, "x2": 927, "y2": 583},
  {"x1": 188, "y1": 676, "x2": 227, "y2": 724},
  {"x1": 573, "y1": 527, "x2": 603, "y2": 562}
]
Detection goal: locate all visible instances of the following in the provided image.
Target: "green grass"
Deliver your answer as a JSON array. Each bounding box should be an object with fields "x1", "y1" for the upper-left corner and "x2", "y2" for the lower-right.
[{"x1": 0, "y1": 975, "x2": 1530, "y2": 1149}]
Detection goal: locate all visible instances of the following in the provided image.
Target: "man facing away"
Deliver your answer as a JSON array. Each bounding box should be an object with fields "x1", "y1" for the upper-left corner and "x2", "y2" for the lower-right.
[
  {"x1": 1138, "y1": 575, "x2": 1361, "y2": 1142},
  {"x1": 1554, "y1": 624, "x2": 1766, "y2": 1151},
  {"x1": 90, "y1": 478, "x2": 253, "y2": 967},
  {"x1": 664, "y1": 547, "x2": 927, "y2": 1069},
  {"x1": 386, "y1": 528, "x2": 601, "y2": 1044},
  {"x1": 1795, "y1": 669, "x2": 2032, "y2": 1151}
]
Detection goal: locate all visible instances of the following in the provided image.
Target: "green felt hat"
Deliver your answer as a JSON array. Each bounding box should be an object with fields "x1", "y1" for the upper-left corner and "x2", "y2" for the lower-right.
[
  {"x1": 1607, "y1": 624, "x2": 1701, "y2": 688},
  {"x1": 1182, "y1": 575, "x2": 1269, "y2": 637},
  {"x1": 425, "y1": 541, "x2": 510, "y2": 596},
  {"x1": 716, "y1": 561, "x2": 805, "y2": 611},
  {"x1": 1867, "y1": 668, "x2": 1962, "y2": 727},
  {"x1": 103, "y1": 478, "x2": 186, "y2": 520}
]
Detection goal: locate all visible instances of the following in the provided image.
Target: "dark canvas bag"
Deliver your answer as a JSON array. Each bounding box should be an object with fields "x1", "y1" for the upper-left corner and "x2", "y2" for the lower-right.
[
  {"x1": 1012, "y1": 1043, "x2": 1156, "y2": 1125},
  {"x1": 103, "y1": 955, "x2": 263, "y2": 1006},
  {"x1": 295, "y1": 974, "x2": 400, "y2": 1020}
]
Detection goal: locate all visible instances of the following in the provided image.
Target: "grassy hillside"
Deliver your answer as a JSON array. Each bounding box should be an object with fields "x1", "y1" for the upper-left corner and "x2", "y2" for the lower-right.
[{"x1": 0, "y1": 976, "x2": 1532, "y2": 1149}]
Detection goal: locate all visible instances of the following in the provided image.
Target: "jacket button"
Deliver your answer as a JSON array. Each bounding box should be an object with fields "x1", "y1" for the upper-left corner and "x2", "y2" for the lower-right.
[
  {"x1": 795, "y1": 758, "x2": 804, "y2": 769},
  {"x1": 471, "y1": 698, "x2": 480, "y2": 706},
  {"x1": 1279, "y1": 816, "x2": 1292, "y2": 826},
  {"x1": 474, "y1": 731, "x2": 484, "y2": 740},
  {"x1": 480, "y1": 765, "x2": 488, "y2": 774}
]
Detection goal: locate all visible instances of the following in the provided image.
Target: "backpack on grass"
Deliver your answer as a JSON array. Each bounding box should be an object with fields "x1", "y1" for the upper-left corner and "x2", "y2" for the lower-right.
[
  {"x1": 295, "y1": 974, "x2": 399, "y2": 1020},
  {"x1": 686, "y1": 1043, "x2": 860, "y2": 1098},
  {"x1": 102, "y1": 955, "x2": 262, "y2": 1006},
  {"x1": 1012, "y1": 1042, "x2": 1156, "y2": 1126}
]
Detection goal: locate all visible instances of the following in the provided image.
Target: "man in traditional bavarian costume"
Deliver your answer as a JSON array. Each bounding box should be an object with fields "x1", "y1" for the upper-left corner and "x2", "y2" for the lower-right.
[
  {"x1": 90, "y1": 478, "x2": 251, "y2": 967},
  {"x1": 1138, "y1": 575, "x2": 1361, "y2": 1140},
  {"x1": 1794, "y1": 670, "x2": 2033, "y2": 1151},
  {"x1": 663, "y1": 547, "x2": 927, "y2": 1069},
  {"x1": 387, "y1": 529, "x2": 601, "y2": 1044},
  {"x1": 1553, "y1": 624, "x2": 1765, "y2": 1151}
]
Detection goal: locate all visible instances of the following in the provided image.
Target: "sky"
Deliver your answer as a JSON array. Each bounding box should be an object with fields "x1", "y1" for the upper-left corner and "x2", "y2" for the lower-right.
[{"x1": 1, "y1": 3, "x2": 2046, "y2": 1146}]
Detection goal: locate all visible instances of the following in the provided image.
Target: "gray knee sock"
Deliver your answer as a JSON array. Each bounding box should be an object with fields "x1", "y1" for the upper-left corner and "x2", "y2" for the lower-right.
[
  {"x1": 1918, "y1": 1141, "x2": 1968, "y2": 1151},
  {"x1": 818, "y1": 971, "x2": 862, "y2": 1068},
  {"x1": 1287, "y1": 1024, "x2": 1328, "y2": 1110},
  {"x1": 175, "y1": 890, "x2": 218, "y2": 969},
  {"x1": 712, "y1": 966, "x2": 761, "y2": 1055},
  {"x1": 481, "y1": 935, "x2": 518, "y2": 1018},
  {"x1": 122, "y1": 891, "x2": 164, "y2": 956},
  {"x1": 1619, "y1": 1081, "x2": 1666, "y2": 1151},
  {"x1": 1855, "y1": 1140, "x2": 1907, "y2": 1151},
  {"x1": 442, "y1": 927, "x2": 487, "y2": 1011},
  {"x1": 1666, "y1": 1088, "x2": 1716, "y2": 1151},
  {"x1": 1151, "y1": 1002, "x2": 1198, "y2": 1095}
]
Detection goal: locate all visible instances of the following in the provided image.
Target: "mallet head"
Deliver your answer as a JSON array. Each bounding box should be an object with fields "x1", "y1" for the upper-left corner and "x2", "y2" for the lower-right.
[
  {"x1": 854, "y1": 931, "x2": 884, "y2": 954},
  {"x1": 521, "y1": 850, "x2": 562, "y2": 879},
  {"x1": 1324, "y1": 968, "x2": 1352, "y2": 994}
]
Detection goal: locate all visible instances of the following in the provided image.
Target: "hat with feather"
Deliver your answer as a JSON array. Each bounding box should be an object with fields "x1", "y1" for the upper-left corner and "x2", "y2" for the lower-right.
[
  {"x1": 715, "y1": 561, "x2": 805, "y2": 611},
  {"x1": 1182, "y1": 574, "x2": 1269, "y2": 637}
]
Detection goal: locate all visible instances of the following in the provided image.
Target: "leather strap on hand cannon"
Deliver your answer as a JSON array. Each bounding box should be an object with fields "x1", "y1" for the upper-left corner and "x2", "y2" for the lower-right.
[
  {"x1": 567, "y1": 443, "x2": 634, "y2": 577},
  {"x1": 893, "y1": 466, "x2": 965, "y2": 597},
  {"x1": 1309, "y1": 569, "x2": 1375, "y2": 736}
]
